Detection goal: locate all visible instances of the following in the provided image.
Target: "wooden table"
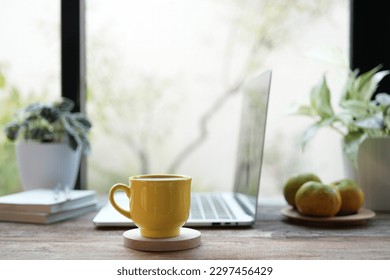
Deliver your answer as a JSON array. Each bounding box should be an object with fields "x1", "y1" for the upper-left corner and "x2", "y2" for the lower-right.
[{"x1": 1, "y1": 202, "x2": 389, "y2": 259}]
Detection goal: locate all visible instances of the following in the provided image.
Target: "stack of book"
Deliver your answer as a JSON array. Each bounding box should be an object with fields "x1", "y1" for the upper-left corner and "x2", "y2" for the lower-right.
[{"x1": 0, "y1": 188, "x2": 98, "y2": 224}]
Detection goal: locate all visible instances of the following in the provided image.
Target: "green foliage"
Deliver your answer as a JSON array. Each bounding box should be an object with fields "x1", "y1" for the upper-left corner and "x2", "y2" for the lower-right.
[
  {"x1": 0, "y1": 141, "x2": 22, "y2": 196},
  {"x1": 293, "y1": 66, "x2": 390, "y2": 167},
  {"x1": 0, "y1": 67, "x2": 25, "y2": 195},
  {"x1": 4, "y1": 98, "x2": 92, "y2": 154},
  {"x1": 0, "y1": 72, "x2": 5, "y2": 89}
]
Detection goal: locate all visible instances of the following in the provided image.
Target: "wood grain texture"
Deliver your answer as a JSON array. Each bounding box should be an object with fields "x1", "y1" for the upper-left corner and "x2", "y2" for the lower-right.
[{"x1": 1, "y1": 202, "x2": 389, "y2": 259}]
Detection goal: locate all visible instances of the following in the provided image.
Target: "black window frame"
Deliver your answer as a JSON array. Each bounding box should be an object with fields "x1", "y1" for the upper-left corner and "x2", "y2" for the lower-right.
[
  {"x1": 61, "y1": 0, "x2": 86, "y2": 189},
  {"x1": 350, "y1": 0, "x2": 390, "y2": 94}
]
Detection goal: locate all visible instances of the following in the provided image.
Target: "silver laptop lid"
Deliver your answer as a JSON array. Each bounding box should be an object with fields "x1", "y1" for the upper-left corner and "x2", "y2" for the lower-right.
[{"x1": 233, "y1": 70, "x2": 272, "y2": 218}]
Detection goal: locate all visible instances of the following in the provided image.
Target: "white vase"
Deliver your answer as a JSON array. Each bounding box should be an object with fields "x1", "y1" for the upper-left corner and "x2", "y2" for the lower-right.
[
  {"x1": 16, "y1": 142, "x2": 82, "y2": 190},
  {"x1": 343, "y1": 137, "x2": 390, "y2": 212}
]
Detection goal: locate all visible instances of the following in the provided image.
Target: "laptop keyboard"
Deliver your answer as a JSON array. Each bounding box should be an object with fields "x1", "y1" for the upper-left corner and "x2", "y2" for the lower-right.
[{"x1": 190, "y1": 193, "x2": 236, "y2": 220}]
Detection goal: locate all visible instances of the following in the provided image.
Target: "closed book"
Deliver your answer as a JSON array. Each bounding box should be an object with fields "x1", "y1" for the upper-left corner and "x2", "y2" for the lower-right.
[
  {"x1": 0, "y1": 189, "x2": 96, "y2": 213},
  {"x1": 0, "y1": 199, "x2": 98, "y2": 224}
]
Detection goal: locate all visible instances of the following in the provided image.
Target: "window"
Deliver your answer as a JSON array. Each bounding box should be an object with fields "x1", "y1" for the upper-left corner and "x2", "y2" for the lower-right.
[
  {"x1": 7, "y1": 0, "x2": 388, "y2": 198},
  {"x1": 85, "y1": 0, "x2": 349, "y2": 195}
]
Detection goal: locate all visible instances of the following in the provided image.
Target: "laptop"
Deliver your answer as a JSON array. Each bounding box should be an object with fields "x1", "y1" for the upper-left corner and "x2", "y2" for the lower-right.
[{"x1": 93, "y1": 70, "x2": 272, "y2": 227}]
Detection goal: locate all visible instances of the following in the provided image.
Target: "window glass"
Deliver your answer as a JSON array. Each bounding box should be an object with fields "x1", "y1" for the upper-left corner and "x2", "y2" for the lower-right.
[
  {"x1": 0, "y1": 0, "x2": 60, "y2": 195},
  {"x1": 86, "y1": 0, "x2": 349, "y2": 196}
]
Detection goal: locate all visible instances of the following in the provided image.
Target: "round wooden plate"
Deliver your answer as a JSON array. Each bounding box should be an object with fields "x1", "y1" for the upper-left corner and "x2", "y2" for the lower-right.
[
  {"x1": 123, "y1": 227, "x2": 201, "y2": 252},
  {"x1": 281, "y1": 206, "x2": 375, "y2": 226}
]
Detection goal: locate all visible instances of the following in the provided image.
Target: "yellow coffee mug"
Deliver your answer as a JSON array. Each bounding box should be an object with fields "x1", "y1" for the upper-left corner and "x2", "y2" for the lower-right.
[{"x1": 109, "y1": 174, "x2": 191, "y2": 238}]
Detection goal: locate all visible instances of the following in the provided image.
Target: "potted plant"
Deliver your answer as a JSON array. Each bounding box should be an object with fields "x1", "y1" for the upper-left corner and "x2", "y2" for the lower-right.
[
  {"x1": 4, "y1": 98, "x2": 92, "y2": 191},
  {"x1": 293, "y1": 65, "x2": 390, "y2": 211}
]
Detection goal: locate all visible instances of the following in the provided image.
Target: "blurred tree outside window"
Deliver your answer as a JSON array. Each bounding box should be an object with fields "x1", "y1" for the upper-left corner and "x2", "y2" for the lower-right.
[{"x1": 86, "y1": 0, "x2": 349, "y2": 195}]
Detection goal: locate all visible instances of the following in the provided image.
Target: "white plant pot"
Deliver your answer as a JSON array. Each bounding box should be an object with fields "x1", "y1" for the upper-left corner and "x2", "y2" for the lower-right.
[
  {"x1": 16, "y1": 142, "x2": 82, "y2": 190},
  {"x1": 343, "y1": 137, "x2": 390, "y2": 212}
]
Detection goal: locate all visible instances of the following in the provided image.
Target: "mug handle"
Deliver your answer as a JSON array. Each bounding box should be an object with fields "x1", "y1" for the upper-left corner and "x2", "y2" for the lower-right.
[{"x1": 109, "y1": 183, "x2": 132, "y2": 219}]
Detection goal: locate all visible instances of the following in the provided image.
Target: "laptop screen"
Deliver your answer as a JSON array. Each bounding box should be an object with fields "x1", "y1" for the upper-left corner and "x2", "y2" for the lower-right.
[{"x1": 233, "y1": 70, "x2": 272, "y2": 214}]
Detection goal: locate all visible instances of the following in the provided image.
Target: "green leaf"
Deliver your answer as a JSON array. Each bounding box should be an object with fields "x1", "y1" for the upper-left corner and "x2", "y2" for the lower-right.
[
  {"x1": 68, "y1": 133, "x2": 80, "y2": 151},
  {"x1": 4, "y1": 122, "x2": 20, "y2": 141},
  {"x1": 73, "y1": 113, "x2": 92, "y2": 130},
  {"x1": 79, "y1": 134, "x2": 91, "y2": 155},
  {"x1": 357, "y1": 67, "x2": 389, "y2": 102},
  {"x1": 341, "y1": 69, "x2": 359, "y2": 102},
  {"x1": 291, "y1": 104, "x2": 313, "y2": 116},
  {"x1": 335, "y1": 112, "x2": 353, "y2": 126},
  {"x1": 54, "y1": 98, "x2": 74, "y2": 112},
  {"x1": 339, "y1": 99, "x2": 372, "y2": 117},
  {"x1": 375, "y1": 93, "x2": 390, "y2": 106},
  {"x1": 343, "y1": 131, "x2": 367, "y2": 168},
  {"x1": 301, "y1": 123, "x2": 320, "y2": 150},
  {"x1": 344, "y1": 66, "x2": 390, "y2": 102},
  {"x1": 310, "y1": 77, "x2": 334, "y2": 118},
  {"x1": 60, "y1": 115, "x2": 80, "y2": 150},
  {"x1": 301, "y1": 118, "x2": 335, "y2": 150},
  {"x1": 354, "y1": 112, "x2": 384, "y2": 130}
]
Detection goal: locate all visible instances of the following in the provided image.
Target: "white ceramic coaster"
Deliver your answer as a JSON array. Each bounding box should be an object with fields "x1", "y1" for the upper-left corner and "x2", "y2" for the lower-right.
[{"x1": 123, "y1": 227, "x2": 201, "y2": 252}]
